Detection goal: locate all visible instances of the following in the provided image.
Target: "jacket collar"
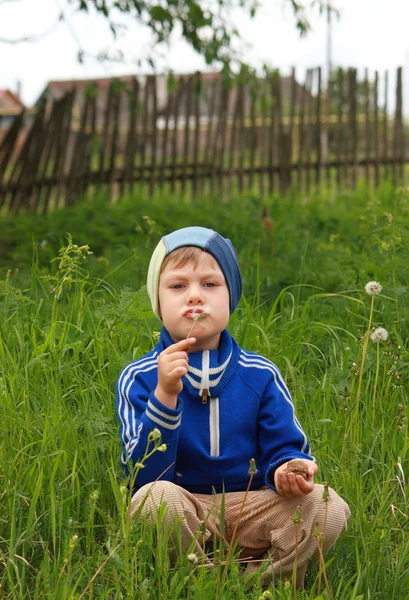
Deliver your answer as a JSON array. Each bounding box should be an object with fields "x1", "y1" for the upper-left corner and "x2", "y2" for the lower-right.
[{"x1": 158, "y1": 328, "x2": 240, "y2": 398}]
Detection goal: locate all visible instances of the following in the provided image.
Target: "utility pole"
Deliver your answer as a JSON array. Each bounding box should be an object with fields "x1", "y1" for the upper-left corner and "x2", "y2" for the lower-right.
[
  {"x1": 326, "y1": 1, "x2": 332, "y2": 84},
  {"x1": 322, "y1": 1, "x2": 333, "y2": 164}
]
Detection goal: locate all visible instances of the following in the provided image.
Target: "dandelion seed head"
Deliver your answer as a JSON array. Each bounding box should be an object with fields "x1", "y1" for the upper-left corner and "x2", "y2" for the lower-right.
[
  {"x1": 187, "y1": 553, "x2": 198, "y2": 564},
  {"x1": 365, "y1": 281, "x2": 382, "y2": 296},
  {"x1": 149, "y1": 428, "x2": 162, "y2": 442},
  {"x1": 370, "y1": 327, "x2": 389, "y2": 343},
  {"x1": 192, "y1": 308, "x2": 211, "y2": 321}
]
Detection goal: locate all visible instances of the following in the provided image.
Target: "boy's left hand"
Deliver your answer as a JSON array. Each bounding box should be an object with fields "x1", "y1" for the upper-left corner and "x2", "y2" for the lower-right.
[{"x1": 274, "y1": 460, "x2": 318, "y2": 498}]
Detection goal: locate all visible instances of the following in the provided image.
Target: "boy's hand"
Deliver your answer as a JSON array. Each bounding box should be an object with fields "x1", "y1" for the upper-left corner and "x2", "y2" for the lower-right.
[
  {"x1": 274, "y1": 460, "x2": 318, "y2": 498},
  {"x1": 154, "y1": 338, "x2": 196, "y2": 409}
]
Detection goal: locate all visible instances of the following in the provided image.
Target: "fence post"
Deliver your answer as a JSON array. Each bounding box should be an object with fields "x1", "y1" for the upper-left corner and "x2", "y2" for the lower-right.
[{"x1": 279, "y1": 130, "x2": 292, "y2": 194}]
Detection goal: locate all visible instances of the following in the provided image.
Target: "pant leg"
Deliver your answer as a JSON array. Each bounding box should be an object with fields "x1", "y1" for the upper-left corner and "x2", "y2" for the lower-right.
[
  {"x1": 131, "y1": 482, "x2": 350, "y2": 588},
  {"x1": 130, "y1": 481, "x2": 219, "y2": 556},
  {"x1": 224, "y1": 485, "x2": 350, "y2": 588}
]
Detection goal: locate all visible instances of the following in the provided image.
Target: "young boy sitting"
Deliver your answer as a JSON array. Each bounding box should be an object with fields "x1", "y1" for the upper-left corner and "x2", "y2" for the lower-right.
[{"x1": 116, "y1": 226, "x2": 350, "y2": 588}]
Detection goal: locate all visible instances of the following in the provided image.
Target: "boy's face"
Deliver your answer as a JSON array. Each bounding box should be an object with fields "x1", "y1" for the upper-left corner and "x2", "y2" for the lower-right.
[{"x1": 158, "y1": 252, "x2": 230, "y2": 351}]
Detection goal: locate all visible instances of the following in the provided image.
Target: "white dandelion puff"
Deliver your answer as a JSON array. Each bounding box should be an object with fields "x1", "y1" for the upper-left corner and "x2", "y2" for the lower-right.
[
  {"x1": 187, "y1": 553, "x2": 199, "y2": 564},
  {"x1": 370, "y1": 327, "x2": 389, "y2": 343},
  {"x1": 365, "y1": 281, "x2": 382, "y2": 296},
  {"x1": 187, "y1": 309, "x2": 211, "y2": 338}
]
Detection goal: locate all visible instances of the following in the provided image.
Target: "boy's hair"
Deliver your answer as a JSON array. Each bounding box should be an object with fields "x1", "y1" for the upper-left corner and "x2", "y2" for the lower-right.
[
  {"x1": 160, "y1": 246, "x2": 208, "y2": 273},
  {"x1": 147, "y1": 226, "x2": 242, "y2": 320}
]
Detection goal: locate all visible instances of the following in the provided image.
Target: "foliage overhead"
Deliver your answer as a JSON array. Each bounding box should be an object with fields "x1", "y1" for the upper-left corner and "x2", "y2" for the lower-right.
[{"x1": 70, "y1": 0, "x2": 339, "y2": 71}]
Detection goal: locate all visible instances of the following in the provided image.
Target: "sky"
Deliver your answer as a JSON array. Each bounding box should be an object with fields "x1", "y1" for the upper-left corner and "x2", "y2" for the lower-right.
[{"x1": 2, "y1": 0, "x2": 409, "y2": 109}]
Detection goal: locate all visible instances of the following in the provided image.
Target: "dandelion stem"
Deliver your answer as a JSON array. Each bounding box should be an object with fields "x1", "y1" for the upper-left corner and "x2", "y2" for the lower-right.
[
  {"x1": 372, "y1": 341, "x2": 380, "y2": 427},
  {"x1": 186, "y1": 312, "x2": 207, "y2": 339},
  {"x1": 353, "y1": 294, "x2": 375, "y2": 444},
  {"x1": 293, "y1": 523, "x2": 299, "y2": 600},
  {"x1": 221, "y1": 459, "x2": 257, "y2": 586},
  {"x1": 187, "y1": 321, "x2": 198, "y2": 339}
]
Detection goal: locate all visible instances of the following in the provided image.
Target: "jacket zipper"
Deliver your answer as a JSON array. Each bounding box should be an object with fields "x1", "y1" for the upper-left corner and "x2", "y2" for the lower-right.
[
  {"x1": 201, "y1": 351, "x2": 210, "y2": 404},
  {"x1": 201, "y1": 351, "x2": 220, "y2": 456},
  {"x1": 209, "y1": 397, "x2": 220, "y2": 457}
]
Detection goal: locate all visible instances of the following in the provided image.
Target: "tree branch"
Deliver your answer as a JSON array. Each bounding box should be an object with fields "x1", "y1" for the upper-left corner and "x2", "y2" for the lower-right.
[{"x1": 0, "y1": 14, "x2": 62, "y2": 44}]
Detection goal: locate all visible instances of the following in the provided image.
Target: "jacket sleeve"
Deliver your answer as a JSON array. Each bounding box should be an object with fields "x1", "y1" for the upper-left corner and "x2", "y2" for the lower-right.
[
  {"x1": 116, "y1": 360, "x2": 183, "y2": 486},
  {"x1": 257, "y1": 363, "x2": 315, "y2": 492}
]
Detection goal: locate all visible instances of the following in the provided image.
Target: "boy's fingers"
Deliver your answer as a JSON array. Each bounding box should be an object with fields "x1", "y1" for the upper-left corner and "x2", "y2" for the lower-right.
[
  {"x1": 162, "y1": 351, "x2": 189, "y2": 363},
  {"x1": 162, "y1": 338, "x2": 197, "y2": 354},
  {"x1": 276, "y1": 472, "x2": 312, "y2": 498},
  {"x1": 171, "y1": 366, "x2": 188, "y2": 378}
]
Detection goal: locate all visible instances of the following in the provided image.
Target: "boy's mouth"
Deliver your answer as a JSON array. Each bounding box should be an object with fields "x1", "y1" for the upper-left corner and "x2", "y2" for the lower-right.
[{"x1": 183, "y1": 309, "x2": 207, "y2": 319}]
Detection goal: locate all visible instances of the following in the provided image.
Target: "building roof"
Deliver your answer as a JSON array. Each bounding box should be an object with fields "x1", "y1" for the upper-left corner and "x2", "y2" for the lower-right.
[{"x1": 0, "y1": 89, "x2": 25, "y2": 115}]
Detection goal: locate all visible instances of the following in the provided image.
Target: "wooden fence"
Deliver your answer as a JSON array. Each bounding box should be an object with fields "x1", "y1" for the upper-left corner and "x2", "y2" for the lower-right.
[{"x1": 0, "y1": 67, "x2": 406, "y2": 215}]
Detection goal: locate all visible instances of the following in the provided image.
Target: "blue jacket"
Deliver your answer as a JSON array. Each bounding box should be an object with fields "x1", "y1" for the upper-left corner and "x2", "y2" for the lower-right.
[{"x1": 116, "y1": 328, "x2": 314, "y2": 494}]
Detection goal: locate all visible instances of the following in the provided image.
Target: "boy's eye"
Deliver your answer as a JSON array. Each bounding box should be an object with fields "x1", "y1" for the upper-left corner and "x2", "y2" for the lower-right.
[
  {"x1": 204, "y1": 282, "x2": 216, "y2": 288},
  {"x1": 171, "y1": 284, "x2": 185, "y2": 289}
]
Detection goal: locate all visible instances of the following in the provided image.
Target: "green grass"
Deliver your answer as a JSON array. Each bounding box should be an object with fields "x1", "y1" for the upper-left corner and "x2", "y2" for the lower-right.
[{"x1": 1, "y1": 182, "x2": 409, "y2": 598}]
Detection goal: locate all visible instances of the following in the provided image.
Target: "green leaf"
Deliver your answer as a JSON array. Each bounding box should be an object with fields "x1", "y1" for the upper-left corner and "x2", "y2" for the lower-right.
[{"x1": 149, "y1": 6, "x2": 172, "y2": 23}]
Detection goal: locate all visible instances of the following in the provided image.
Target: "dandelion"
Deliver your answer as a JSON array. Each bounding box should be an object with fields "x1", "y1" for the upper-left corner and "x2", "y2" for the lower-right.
[
  {"x1": 258, "y1": 591, "x2": 273, "y2": 600},
  {"x1": 365, "y1": 281, "x2": 382, "y2": 296},
  {"x1": 370, "y1": 328, "x2": 389, "y2": 425},
  {"x1": 370, "y1": 327, "x2": 389, "y2": 343},
  {"x1": 186, "y1": 309, "x2": 211, "y2": 338},
  {"x1": 148, "y1": 428, "x2": 161, "y2": 443},
  {"x1": 353, "y1": 281, "x2": 383, "y2": 443},
  {"x1": 187, "y1": 553, "x2": 199, "y2": 564}
]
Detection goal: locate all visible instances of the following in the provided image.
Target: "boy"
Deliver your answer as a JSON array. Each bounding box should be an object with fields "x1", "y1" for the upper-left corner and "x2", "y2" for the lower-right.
[{"x1": 116, "y1": 226, "x2": 350, "y2": 588}]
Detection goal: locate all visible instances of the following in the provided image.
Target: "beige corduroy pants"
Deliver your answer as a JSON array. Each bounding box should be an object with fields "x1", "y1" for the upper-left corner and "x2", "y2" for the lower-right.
[{"x1": 131, "y1": 481, "x2": 350, "y2": 588}]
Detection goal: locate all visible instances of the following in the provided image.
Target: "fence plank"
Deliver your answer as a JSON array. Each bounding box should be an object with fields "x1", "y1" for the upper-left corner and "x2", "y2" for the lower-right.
[
  {"x1": 348, "y1": 68, "x2": 358, "y2": 187},
  {"x1": 170, "y1": 79, "x2": 183, "y2": 193},
  {"x1": 237, "y1": 84, "x2": 246, "y2": 193},
  {"x1": 393, "y1": 66, "x2": 404, "y2": 184},
  {"x1": 0, "y1": 110, "x2": 25, "y2": 186},
  {"x1": 315, "y1": 66, "x2": 322, "y2": 186},
  {"x1": 364, "y1": 68, "x2": 370, "y2": 183},
  {"x1": 268, "y1": 76, "x2": 276, "y2": 194},
  {"x1": 216, "y1": 83, "x2": 229, "y2": 194},
  {"x1": 374, "y1": 71, "x2": 379, "y2": 187},
  {"x1": 335, "y1": 68, "x2": 343, "y2": 189},
  {"x1": 53, "y1": 90, "x2": 75, "y2": 209},
  {"x1": 159, "y1": 78, "x2": 171, "y2": 188},
  {"x1": 182, "y1": 76, "x2": 193, "y2": 194},
  {"x1": 203, "y1": 77, "x2": 218, "y2": 193},
  {"x1": 32, "y1": 98, "x2": 62, "y2": 212},
  {"x1": 192, "y1": 72, "x2": 201, "y2": 198},
  {"x1": 8, "y1": 101, "x2": 47, "y2": 215},
  {"x1": 149, "y1": 75, "x2": 158, "y2": 197},
  {"x1": 383, "y1": 70, "x2": 389, "y2": 181},
  {"x1": 305, "y1": 69, "x2": 314, "y2": 192},
  {"x1": 297, "y1": 70, "x2": 308, "y2": 189},
  {"x1": 122, "y1": 77, "x2": 139, "y2": 195},
  {"x1": 248, "y1": 85, "x2": 257, "y2": 190},
  {"x1": 140, "y1": 76, "x2": 150, "y2": 189}
]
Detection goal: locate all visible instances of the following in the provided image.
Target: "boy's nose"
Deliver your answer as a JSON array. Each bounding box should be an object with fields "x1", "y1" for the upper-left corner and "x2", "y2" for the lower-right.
[{"x1": 187, "y1": 284, "x2": 203, "y2": 304}]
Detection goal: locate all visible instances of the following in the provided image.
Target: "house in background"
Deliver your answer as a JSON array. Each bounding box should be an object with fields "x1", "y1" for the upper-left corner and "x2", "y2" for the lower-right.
[{"x1": 0, "y1": 88, "x2": 25, "y2": 129}]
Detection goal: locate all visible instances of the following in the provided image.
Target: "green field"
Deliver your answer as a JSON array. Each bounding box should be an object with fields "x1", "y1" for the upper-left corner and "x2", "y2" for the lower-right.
[{"x1": 1, "y1": 182, "x2": 408, "y2": 599}]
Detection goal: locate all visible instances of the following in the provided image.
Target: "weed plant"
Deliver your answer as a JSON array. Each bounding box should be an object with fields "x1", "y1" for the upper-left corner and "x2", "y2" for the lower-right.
[{"x1": 1, "y1": 182, "x2": 409, "y2": 598}]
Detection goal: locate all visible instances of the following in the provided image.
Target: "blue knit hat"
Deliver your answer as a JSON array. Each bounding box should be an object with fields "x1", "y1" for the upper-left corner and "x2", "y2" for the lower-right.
[{"x1": 147, "y1": 226, "x2": 242, "y2": 319}]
